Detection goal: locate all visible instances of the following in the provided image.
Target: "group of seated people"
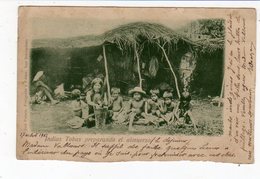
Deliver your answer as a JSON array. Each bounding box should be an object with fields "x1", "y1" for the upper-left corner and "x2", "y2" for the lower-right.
[
  {"x1": 30, "y1": 71, "x2": 196, "y2": 131},
  {"x1": 69, "y1": 77, "x2": 196, "y2": 131}
]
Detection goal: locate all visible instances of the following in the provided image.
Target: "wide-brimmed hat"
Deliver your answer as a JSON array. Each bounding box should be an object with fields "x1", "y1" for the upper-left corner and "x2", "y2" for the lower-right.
[
  {"x1": 33, "y1": 71, "x2": 44, "y2": 81},
  {"x1": 163, "y1": 91, "x2": 173, "y2": 99},
  {"x1": 129, "y1": 87, "x2": 146, "y2": 95},
  {"x1": 91, "y1": 78, "x2": 103, "y2": 86}
]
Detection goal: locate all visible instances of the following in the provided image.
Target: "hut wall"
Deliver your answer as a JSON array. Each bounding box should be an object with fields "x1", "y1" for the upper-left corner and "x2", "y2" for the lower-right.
[
  {"x1": 106, "y1": 45, "x2": 136, "y2": 94},
  {"x1": 30, "y1": 48, "x2": 71, "y2": 90},
  {"x1": 30, "y1": 44, "x2": 224, "y2": 96},
  {"x1": 30, "y1": 46, "x2": 102, "y2": 91},
  {"x1": 191, "y1": 49, "x2": 224, "y2": 96}
]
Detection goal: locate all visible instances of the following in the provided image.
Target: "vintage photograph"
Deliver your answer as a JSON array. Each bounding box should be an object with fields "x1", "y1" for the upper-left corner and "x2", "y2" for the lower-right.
[
  {"x1": 17, "y1": 7, "x2": 255, "y2": 163},
  {"x1": 29, "y1": 12, "x2": 225, "y2": 136}
]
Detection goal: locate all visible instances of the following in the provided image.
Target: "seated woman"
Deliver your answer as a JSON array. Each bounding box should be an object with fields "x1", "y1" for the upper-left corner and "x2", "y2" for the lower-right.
[
  {"x1": 85, "y1": 77, "x2": 106, "y2": 128},
  {"x1": 30, "y1": 71, "x2": 58, "y2": 105}
]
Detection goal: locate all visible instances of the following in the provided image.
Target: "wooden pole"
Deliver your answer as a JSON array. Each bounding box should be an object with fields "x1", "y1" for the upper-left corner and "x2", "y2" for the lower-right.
[
  {"x1": 102, "y1": 44, "x2": 111, "y2": 101},
  {"x1": 218, "y1": 77, "x2": 224, "y2": 107},
  {"x1": 134, "y1": 43, "x2": 142, "y2": 88},
  {"x1": 157, "y1": 43, "x2": 181, "y2": 99}
]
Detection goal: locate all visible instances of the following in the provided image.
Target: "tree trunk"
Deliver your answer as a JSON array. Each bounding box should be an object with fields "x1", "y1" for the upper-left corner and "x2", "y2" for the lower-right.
[
  {"x1": 157, "y1": 43, "x2": 181, "y2": 98},
  {"x1": 102, "y1": 45, "x2": 111, "y2": 101},
  {"x1": 134, "y1": 43, "x2": 142, "y2": 88},
  {"x1": 218, "y1": 77, "x2": 224, "y2": 107}
]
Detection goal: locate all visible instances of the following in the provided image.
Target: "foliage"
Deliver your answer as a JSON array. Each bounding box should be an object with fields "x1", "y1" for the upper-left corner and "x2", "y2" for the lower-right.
[{"x1": 198, "y1": 19, "x2": 225, "y2": 39}]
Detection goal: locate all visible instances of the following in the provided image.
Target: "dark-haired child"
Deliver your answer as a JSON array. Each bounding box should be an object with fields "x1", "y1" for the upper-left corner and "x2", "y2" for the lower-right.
[
  {"x1": 160, "y1": 91, "x2": 176, "y2": 125},
  {"x1": 109, "y1": 87, "x2": 124, "y2": 123}
]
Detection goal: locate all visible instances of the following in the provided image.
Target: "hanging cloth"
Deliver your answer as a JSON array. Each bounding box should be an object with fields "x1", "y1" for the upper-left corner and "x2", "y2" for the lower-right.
[{"x1": 149, "y1": 56, "x2": 159, "y2": 78}]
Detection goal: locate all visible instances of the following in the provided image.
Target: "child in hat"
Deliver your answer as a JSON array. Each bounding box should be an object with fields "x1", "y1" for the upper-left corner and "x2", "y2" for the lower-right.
[
  {"x1": 127, "y1": 87, "x2": 147, "y2": 131},
  {"x1": 108, "y1": 87, "x2": 124, "y2": 123}
]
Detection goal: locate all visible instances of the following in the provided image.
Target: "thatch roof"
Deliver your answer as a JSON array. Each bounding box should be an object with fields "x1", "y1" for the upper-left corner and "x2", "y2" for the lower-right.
[
  {"x1": 32, "y1": 22, "x2": 224, "y2": 53},
  {"x1": 195, "y1": 38, "x2": 224, "y2": 53},
  {"x1": 103, "y1": 22, "x2": 182, "y2": 51},
  {"x1": 32, "y1": 22, "x2": 188, "y2": 49}
]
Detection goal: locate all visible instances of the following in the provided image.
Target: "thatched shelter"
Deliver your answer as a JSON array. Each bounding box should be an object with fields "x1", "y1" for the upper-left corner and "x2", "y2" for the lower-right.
[
  {"x1": 101, "y1": 22, "x2": 198, "y2": 98},
  {"x1": 31, "y1": 22, "x2": 224, "y2": 98}
]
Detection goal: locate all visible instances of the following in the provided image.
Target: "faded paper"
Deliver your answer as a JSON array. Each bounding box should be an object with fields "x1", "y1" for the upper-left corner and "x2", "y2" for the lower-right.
[{"x1": 17, "y1": 7, "x2": 256, "y2": 163}]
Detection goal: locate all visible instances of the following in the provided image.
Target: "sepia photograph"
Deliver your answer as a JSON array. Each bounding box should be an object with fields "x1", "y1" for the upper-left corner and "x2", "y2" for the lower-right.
[
  {"x1": 0, "y1": 1, "x2": 259, "y2": 177},
  {"x1": 16, "y1": 6, "x2": 255, "y2": 163},
  {"x1": 29, "y1": 10, "x2": 224, "y2": 135}
]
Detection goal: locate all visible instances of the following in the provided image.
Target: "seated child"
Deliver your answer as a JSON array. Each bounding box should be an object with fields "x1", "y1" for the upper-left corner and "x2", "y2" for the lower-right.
[
  {"x1": 160, "y1": 91, "x2": 176, "y2": 125},
  {"x1": 176, "y1": 88, "x2": 197, "y2": 130},
  {"x1": 67, "y1": 89, "x2": 87, "y2": 129},
  {"x1": 146, "y1": 89, "x2": 162, "y2": 117},
  {"x1": 146, "y1": 89, "x2": 163, "y2": 126},
  {"x1": 71, "y1": 89, "x2": 87, "y2": 117},
  {"x1": 108, "y1": 87, "x2": 124, "y2": 123},
  {"x1": 127, "y1": 87, "x2": 147, "y2": 131}
]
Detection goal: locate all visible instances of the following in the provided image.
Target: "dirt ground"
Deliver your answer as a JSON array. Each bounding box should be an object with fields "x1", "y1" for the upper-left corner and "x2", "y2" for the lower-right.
[{"x1": 30, "y1": 99, "x2": 223, "y2": 136}]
